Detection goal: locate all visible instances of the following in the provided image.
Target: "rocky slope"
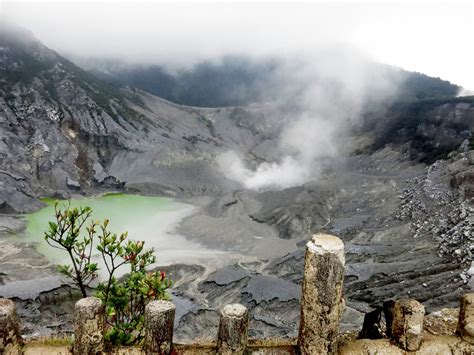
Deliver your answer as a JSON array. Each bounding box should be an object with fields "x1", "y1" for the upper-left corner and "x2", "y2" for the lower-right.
[
  {"x1": 0, "y1": 25, "x2": 473, "y2": 340},
  {"x1": 0, "y1": 26, "x2": 288, "y2": 213}
]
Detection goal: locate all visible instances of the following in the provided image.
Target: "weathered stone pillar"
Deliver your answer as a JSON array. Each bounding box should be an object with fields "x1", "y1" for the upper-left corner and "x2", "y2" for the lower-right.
[
  {"x1": 457, "y1": 293, "x2": 474, "y2": 344},
  {"x1": 73, "y1": 297, "x2": 104, "y2": 355},
  {"x1": 0, "y1": 298, "x2": 22, "y2": 354},
  {"x1": 298, "y1": 233, "x2": 345, "y2": 355},
  {"x1": 391, "y1": 298, "x2": 424, "y2": 351},
  {"x1": 144, "y1": 300, "x2": 176, "y2": 355},
  {"x1": 217, "y1": 303, "x2": 249, "y2": 355}
]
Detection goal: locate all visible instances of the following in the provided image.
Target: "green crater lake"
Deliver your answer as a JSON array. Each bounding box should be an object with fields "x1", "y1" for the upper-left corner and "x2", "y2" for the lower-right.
[{"x1": 25, "y1": 194, "x2": 216, "y2": 272}]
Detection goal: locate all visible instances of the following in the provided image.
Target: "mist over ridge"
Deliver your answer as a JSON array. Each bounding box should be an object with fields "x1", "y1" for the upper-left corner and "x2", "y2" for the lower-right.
[
  {"x1": 0, "y1": 20, "x2": 464, "y2": 191},
  {"x1": 79, "y1": 49, "x2": 459, "y2": 190}
]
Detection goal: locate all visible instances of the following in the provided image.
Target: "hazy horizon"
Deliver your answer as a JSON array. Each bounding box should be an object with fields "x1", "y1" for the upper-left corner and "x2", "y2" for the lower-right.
[{"x1": 2, "y1": 1, "x2": 473, "y2": 90}]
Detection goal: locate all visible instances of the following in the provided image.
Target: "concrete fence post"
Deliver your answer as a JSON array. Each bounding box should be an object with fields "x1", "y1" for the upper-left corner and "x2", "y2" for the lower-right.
[
  {"x1": 0, "y1": 298, "x2": 22, "y2": 354},
  {"x1": 217, "y1": 303, "x2": 249, "y2": 355},
  {"x1": 73, "y1": 297, "x2": 105, "y2": 355},
  {"x1": 298, "y1": 233, "x2": 345, "y2": 355},
  {"x1": 391, "y1": 298, "x2": 425, "y2": 351},
  {"x1": 144, "y1": 300, "x2": 176, "y2": 355},
  {"x1": 457, "y1": 293, "x2": 474, "y2": 344}
]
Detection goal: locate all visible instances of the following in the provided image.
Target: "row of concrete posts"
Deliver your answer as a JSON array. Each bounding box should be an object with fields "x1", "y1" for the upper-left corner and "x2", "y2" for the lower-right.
[{"x1": 2, "y1": 233, "x2": 474, "y2": 354}]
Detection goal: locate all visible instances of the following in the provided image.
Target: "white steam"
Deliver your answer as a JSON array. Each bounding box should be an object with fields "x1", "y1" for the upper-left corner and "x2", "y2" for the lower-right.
[
  {"x1": 219, "y1": 153, "x2": 309, "y2": 190},
  {"x1": 218, "y1": 49, "x2": 399, "y2": 190},
  {"x1": 219, "y1": 116, "x2": 339, "y2": 190},
  {"x1": 457, "y1": 87, "x2": 474, "y2": 97}
]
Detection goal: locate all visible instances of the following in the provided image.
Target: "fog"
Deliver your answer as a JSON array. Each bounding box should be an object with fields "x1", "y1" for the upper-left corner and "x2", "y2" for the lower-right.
[
  {"x1": 2, "y1": 2, "x2": 473, "y2": 89},
  {"x1": 2, "y1": 1, "x2": 473, "y2": 190}
]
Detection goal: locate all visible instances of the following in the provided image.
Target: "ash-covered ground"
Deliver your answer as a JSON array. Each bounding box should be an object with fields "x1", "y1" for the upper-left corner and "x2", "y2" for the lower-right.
[
  {"x1": 1, "y1": 143, "x2": 472, "y2": 341},
  {"x1": 0, "y1": 25, "x2": 473, "y2": 341}
]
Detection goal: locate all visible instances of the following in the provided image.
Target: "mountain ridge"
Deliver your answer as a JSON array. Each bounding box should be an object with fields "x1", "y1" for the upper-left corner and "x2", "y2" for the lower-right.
[{"x1": 79, "y1": 56, "x2": 461, "y2": 108}]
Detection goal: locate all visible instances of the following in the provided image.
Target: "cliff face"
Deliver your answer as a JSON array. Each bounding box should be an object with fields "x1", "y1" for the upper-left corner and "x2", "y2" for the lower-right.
[
  {"x1": 0, "y1": 26, "x2": 285, "y2": 212},
  {"x1": 368, "y1": 98, "x2": 474, "y2": 162}
]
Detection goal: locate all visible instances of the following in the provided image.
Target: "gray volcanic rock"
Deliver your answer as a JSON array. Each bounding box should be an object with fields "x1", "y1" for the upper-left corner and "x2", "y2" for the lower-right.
[
  {"x1": 0, "y1": 276, "x2": 63, "y2": 300},
  {"x1": 242, "y1": 275, "x2": 301, "y2": 304},
  {"x1": 1, "y1": 25, "x2": 474, "y2": 342},
  {"x1": 0, "y1": 26, "x2": 287, "y2": 211},
  {"x1": 206, "y1": 266, "x2": 250, "y2": 286},
  {"x1": 66, "y1": 177, "x2": 81, "y2": 190}
]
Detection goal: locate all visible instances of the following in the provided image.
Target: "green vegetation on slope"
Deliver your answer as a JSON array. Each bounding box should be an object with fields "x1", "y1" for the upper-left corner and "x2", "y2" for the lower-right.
[{"x1": 91, "y1": 56, "x2": 460, "y2": 108}]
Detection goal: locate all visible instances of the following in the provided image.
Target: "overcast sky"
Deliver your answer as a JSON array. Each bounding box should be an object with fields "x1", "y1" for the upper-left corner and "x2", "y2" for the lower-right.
[{"x1": 2, "y1": 1, "x2": 473, "y2": 89}]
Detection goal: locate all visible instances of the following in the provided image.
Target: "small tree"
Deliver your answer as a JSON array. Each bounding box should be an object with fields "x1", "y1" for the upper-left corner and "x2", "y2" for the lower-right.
[
  {"x1": 44, "y1": 203, "x2": 172, "y2": 345},
  {"x1": 44, "y1": 205, "x2": 98, "y2": 297}
]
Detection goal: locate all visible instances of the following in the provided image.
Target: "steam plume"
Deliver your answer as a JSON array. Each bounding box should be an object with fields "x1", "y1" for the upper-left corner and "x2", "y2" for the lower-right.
[{"x1": 218, "y1": 49, "x2": 399, "y2": 190}]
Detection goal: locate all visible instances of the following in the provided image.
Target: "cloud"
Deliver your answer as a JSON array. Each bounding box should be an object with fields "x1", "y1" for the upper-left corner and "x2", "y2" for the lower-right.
[
  {"x1": 2, "y1": 2, "x2": 473, "y2": 89},
  {"x1": 457, "y1": 88, "x2": 474, "y2": 97}
]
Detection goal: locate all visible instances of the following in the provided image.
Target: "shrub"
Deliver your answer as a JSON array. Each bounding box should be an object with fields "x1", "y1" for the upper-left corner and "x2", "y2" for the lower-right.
[
  {"x1": 44, "y1": 205, "x2": 98, "y2": 297},
  {"x1": 44, "y1": 203, "x2": 172, "y2": 345}
]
